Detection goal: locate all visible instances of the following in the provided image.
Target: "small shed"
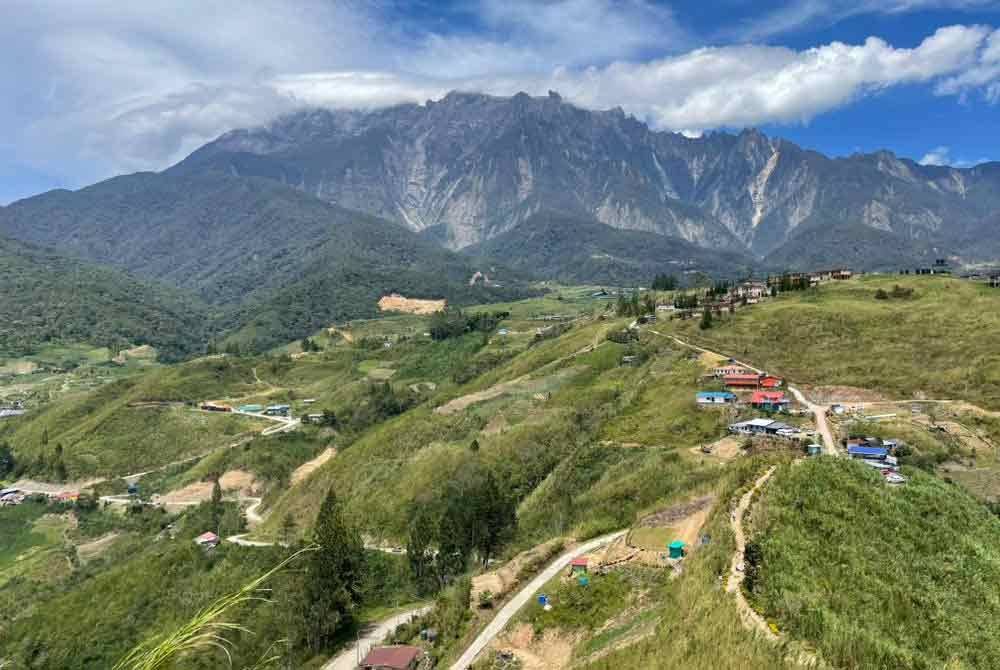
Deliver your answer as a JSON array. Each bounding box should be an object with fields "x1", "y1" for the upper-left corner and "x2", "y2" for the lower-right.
[
  {"x1": 194, "y1": 531, "x2": 220, "y2": 548},
  {"x1": 806, "y1": 443, "x2": 823, "y2": 456},
  {"x1": 668, "y1": 540, "x2": 686, "y2": 559},
  {"x1": 360, "y1": 645, "x2": 423, "y2": 670},
  {"x1": 570, "y1": 557, "x2": 589, "y2": 574}
]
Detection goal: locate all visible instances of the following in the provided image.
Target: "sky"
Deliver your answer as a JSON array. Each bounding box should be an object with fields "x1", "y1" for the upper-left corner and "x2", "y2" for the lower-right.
[{"x1": 3, "y1": 0, "x2": 1000, "y2": 204}]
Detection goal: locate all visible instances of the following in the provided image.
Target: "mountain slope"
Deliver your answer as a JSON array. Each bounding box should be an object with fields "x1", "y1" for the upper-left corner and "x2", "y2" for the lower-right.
[
  {"x1": 171, "y1": 91, "x2": 1000, "y2": 263},
  {"x1": 0, "y1": 173, "x2": 533, "y2": 351},
  {"x1": 465, "y1": 210, "x2": 756, "y2": 284},
  {"x1": 0, "y1": 235, "x2": 209, "y2": 360}
]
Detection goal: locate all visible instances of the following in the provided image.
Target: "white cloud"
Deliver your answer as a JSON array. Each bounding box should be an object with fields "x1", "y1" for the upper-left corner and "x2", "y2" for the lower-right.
[
  {"x1": 920, "y1": 145, "x2": 954, "y2": 164},
  {"x1": 729, "y1": 1, "x2": 1000, "y2": 42},
  {"x1": 918, "y1": 145, "x2": 992, "y2": 165},
  {"x1": 3, "y1": 1, "x2": 1000, "y2": 197}
]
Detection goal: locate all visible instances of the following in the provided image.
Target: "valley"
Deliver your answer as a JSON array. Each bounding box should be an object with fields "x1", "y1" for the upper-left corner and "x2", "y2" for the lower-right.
[{"x1": 3, "y1": 275, "x2": 1000, "y2": 669}]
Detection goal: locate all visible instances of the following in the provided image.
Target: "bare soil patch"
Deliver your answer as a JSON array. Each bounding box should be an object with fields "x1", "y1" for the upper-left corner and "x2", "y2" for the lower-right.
[
  {"x1": 0, "y1": 360, "x2": 38, "y2": 375},
  {"x1": 471, "y1": 538, "x2": 565, "y2": 607},
  {"x1": 159, "y1": 470, "x2": 257, "y2": 505},
  {"x1": 689, "y1": 436, "x2": 744, "y2": 461},
  {"x1": 377, "y1": 294, "x2": 446, "y2": 315},
  {"x1": 290, "y1": 448, "x2": 336, "y2": 486},
  {"x1": 489, "y1": 623, "x2": 577, "y2": 670},
  {"x1": 113, "y1": 344, "x2": 157, "y2": 364},
  {"x1": 637, "y1": 495, "x2": 714, "y2": 528},
  {"x1": 77, "y1": 533, "x2": 120, "y2": 562},
  {"x1": 481, "y1": 413, "x2": 511, "y2": 436}
]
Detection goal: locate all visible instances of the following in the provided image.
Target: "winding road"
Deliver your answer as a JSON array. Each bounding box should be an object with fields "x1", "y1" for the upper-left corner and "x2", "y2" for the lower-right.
[
  {"x1": 449, "y1": 529, "x2": 627, "y2": 670},
  {"x1": 322, "y1": 605, "x2": 433, "y2": 670},
  {"x1": 727, "y1": 466, "x2": 778, "y2": 641}
]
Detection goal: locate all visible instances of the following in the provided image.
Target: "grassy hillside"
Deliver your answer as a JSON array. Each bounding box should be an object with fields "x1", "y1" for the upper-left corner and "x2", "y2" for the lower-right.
[
  {"x1": 0, "y1": 235, "x2": 209, "y2": 361},
  {"x1": 669, "y1": 275, "x2": 1000, "y2": 408},
  {"x1": 748, "y1": 458, "x2": 1000, "y2": 669},
  {"x1": 466, "y1": 210, "x2": 755, "y2": 285}
]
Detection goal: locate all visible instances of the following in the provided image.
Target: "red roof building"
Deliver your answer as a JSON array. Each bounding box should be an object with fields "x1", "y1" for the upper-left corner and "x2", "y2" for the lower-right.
[
  {"x1": 759, "y1": 376, "x2": 783, "y2": 388},
  {"x1": 194, "y1": 531, "x2": 220, "y2": 547},
  {"x1": 723, "y1": 374, "x2": 762, "y2": 387},
  {"x1": 360, "y1": 645, "x2": 423, "y2": 670}
]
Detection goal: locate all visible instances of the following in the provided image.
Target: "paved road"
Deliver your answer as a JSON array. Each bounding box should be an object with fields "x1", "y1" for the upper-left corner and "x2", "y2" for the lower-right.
[
  {"x1": 322, "y1": 605, "x2": 432, "y2": 670},
  {"x1": 450, "y1": 530, "x2": 627, "y2": 670}
]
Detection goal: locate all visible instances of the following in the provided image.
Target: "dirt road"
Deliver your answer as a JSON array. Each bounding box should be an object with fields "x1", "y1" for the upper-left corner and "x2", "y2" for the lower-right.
[
  {"x1": 727, "y1": 467, "x2": 778, "y2": 641},
  {"x1": 787, "y1": 386, "x2": 837, "y2": 456},
  {"x1": 322, "y1": 605, "x2": 432, "y2": 670},
  {"x1": 450, "y1": 530, "x2": 627, "y2": 670}
]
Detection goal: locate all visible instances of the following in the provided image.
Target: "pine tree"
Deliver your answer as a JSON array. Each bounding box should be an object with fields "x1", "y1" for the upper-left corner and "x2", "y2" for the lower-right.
[
  {"x1": 407, "y1": 504, "x2": 439, "y2": 593},
  {"x1": 280, "y1": 513, "x2": 297, "y2": 546},
  {"x1": 700, "y1": 307, "x2": 714, "y2": 330},
  {"x1": 301, "y1": 489, "x2": 363, "y2": 652},
  {"x1": 211, "y1": 477, "x2": 223, "y2": 532}
]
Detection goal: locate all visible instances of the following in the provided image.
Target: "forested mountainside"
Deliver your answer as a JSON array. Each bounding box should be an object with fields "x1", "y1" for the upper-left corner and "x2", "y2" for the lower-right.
[
  {"x1": 0, "y1": 235, "x2": 209, "y2": 361},
  {"x1": 464, "y1": 210, "x2": 756, "y2": 285},
  {"x1": 0, "y1": 173, "x2": 532, "y2": 353},
  {"x1": 172, "y1": 91, "x2": 1000, "y2": 263}
]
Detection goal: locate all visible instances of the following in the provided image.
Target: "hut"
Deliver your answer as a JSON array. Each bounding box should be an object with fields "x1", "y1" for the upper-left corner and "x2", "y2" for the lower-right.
[{"x1": 668, "y1": 540, "x2": 686, "y2": 559}]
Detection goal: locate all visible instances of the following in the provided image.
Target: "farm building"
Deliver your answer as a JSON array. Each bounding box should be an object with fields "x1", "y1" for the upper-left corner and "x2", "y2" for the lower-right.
[
  {"x1": 360, "y1": 645, "x2": 424, "y2": 670},
  {"x1": 751, "y1": 391, "x2": 789, "y2": 412},
  {"x1": 697, "y1": 391, "x2": 737, "y2": 405},
  {"x1": 571, "y1": 557, "x2": 589, "y2": 574}
]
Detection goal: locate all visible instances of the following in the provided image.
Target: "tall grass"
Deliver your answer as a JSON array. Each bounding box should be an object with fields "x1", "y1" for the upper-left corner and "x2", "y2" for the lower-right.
[{"x1": 113, "y1": 547, "x2": 314, "y2": 670}]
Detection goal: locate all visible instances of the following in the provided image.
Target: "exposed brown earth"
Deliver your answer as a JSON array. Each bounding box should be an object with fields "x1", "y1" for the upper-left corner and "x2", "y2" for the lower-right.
[
  {"x1": 290, "y1": 448, "x2": 336, "y2": 486},
  {"x1": 377, "y1": 294, "x2": 446, "y2": 315}
]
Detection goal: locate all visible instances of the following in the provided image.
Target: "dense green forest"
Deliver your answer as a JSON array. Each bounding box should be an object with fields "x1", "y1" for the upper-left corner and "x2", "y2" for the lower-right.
[{"x1": 0, "y1": 236, "x2": 210, "y2": 361}]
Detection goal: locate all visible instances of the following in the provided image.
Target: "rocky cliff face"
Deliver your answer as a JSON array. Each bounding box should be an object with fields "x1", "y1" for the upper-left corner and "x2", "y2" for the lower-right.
[{"x1": 172, "y1": 91, "x2": 1000, "y2": 260}]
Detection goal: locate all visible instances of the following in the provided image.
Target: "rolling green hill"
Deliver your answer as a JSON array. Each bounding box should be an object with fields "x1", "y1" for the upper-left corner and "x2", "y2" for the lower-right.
[
  {"x1": 668, "y1": 274, "x2": 1000, "y2": 409},
  {"x1": 0, "y1": 235, "x2": 210, "y2": 361}
]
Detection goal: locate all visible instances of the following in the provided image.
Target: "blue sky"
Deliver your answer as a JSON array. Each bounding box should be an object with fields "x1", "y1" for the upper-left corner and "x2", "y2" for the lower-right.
[{"x1": 2, "y1": 0, "x2": 1000, "y2": 204}]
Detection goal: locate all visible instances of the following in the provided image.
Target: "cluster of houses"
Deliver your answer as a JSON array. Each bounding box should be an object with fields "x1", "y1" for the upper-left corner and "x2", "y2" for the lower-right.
[
  {"x1": 846, "y1": 437, "x2": 907, "y2": 485},
  {"x1": 697, "y1": 366, "x2": 789, "y2": 411},
  {"x1": 0, "y1": 401, "x2": 26, "y2": 420},
  {"x1": 203, "y1": 402, "x2": 292, "y2": 418},
  {"x1": 0, "y1": 487, "x2": 78, "y2": 507},
  {"x1": 728, "y1": 418, "x2": 800, "y2": 439}
]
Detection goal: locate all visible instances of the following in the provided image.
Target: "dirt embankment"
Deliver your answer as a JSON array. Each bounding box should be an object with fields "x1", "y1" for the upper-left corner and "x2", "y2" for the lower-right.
[
  {"x1": 158, "y1": 470, "x2": 257, "y2": 506},
  {"x1": 471, "y1": 538, "x2": 566, "y2": 606},
  {"x1": 378, "y1": 294, "x2": 446, "y2": 315},
  {"x1": 290, "y1": 448, "x2": 336, "y2": 486}
]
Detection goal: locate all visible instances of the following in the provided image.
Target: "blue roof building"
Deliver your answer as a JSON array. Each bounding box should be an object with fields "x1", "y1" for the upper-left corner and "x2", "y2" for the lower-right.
[
  {"x1": 848, "y1": 445, "x2": 889, "y2": 460},
  {"x1": 697, "y1": 391, "x2": 737, "y2": 405}
]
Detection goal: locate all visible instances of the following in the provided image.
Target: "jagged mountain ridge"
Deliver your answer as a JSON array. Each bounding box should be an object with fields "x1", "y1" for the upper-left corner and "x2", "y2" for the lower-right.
[{"x1": 172, "y1": 90, "x2": 1000, "y2": 260}]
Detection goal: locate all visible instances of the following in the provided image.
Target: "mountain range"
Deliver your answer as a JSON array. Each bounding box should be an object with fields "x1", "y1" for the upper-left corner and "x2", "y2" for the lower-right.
[
  {"x1": 173, "y1": 90, "x2": 1000, "y2": 265},
  {"x1": 3, "y1": 89, "x2": 1000, "y2": 357}
]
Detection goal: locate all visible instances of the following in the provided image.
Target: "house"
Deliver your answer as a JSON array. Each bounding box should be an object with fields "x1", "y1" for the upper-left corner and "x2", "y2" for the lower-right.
[
  {"x1": 194, "y1": 531, "x2": 220, "y2": 548},
  {"x1": 200, "y1": 402, "x2": 232, "y2": 412},
  {"x1": 55, "y1": 491, "x2": 79, "y2": 503},
  {"x1": 360, "y1": 646, "x2": 424, "y2": 670},
  {"x1": 302, "y1": 398, "x2": 317, "y2": 405},
  {"x1": 724, "y1": 374, "x2": 763, "y2": 389},
  {"x1": 697, "y1": 391, "x2": 738, "y2": 405},
  {"x1": 729, "y1": 418, "x2": 777, "y2": 435},
  {"x1": 713, "y1": 364, "x2": 752, "y2": 378},
  {"x1": 732, "y1": 280, "x2": 769, "y2": 301},
  {"x1": 847, "y1": 445, "x2": 889, "y2": 460},
  {"x1": 264, "y1": 404, "x2": 290, "y2": 417},
  {"x1": 751, "y1": 391, "x2": 789, "y2": 412},
  {"x1": 570, "y1": 557, "x2": 589, "y2": 574},
  {"x1": 759, "y1": 375, "x2": 783, "y2": 388}
]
